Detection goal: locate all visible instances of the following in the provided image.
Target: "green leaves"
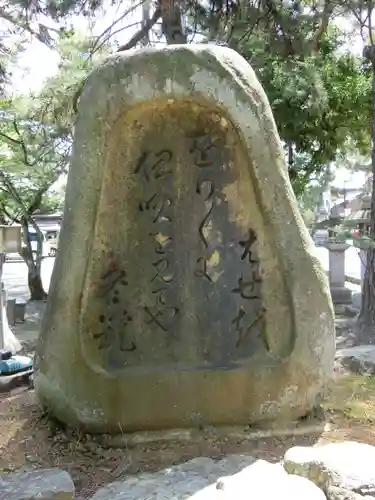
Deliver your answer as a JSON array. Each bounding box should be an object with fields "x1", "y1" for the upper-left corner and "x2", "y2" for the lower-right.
[
  {"x1": 1, "y1": 0, "x2": 372, "y2": 198},
  {"x1": 0, "y1": 29, "x2": 111, "y2": 224},
  {"x1": 32, "y1": 30, "x2": 111, "y2": 130},
  {"x1": 237, "y1": 24, "x2": 371, "y2": 189},
  {"x1": 0, "y1": 95, "x2": 69, "y2": 222}
]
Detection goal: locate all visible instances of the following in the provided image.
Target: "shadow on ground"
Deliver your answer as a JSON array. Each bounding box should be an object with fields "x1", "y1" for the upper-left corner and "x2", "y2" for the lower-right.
[{"x1": 0, "y1": 388, "x2": 327, "y2": 498}]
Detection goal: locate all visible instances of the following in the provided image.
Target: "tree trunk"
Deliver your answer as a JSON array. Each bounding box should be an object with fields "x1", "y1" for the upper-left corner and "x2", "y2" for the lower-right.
[
  {"x1": 160, "y1": 0, "x2": 187, "y2": 44},
  {"x1": 141, "y1": 0, "x2": 151, "y2": 47},
  {"x1": 287, "y1": 142, "x2": 297, "y2": 182},
  {"x1": 356, "y1": 46, "x2": 375, "y2": 343},
  {"x1": 116, "y1": 0, "x2": 186, "y2": 53},
  {"x1": 21, "y1": 245, "x2": 47, "y2": 301},
  {"x1": 28, "y1": 269, "x2": 47, "y2": 301},
  {"x1": 20, "y1": 219, "x2": 47, "y2": 301}
]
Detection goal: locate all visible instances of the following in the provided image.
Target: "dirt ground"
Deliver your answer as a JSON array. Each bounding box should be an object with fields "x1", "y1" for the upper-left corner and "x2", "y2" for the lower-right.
[
  {"x1": 0, "y1": 373, "x2": 374, "y2": 498},
  {"x1": 1, "y1": 313, "x2": 374, "y2": 498}
]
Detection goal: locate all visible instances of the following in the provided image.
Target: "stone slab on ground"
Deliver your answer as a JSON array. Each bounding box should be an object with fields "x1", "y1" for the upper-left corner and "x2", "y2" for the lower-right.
[
  {"x1": 327, "y1": 486, "x2": 373, "y2": 500},
  {"x1": 335, "y1": 346, "x2": 375, "y2": 375},
  {"x1": 91, "y1": 455, "x2": 325, "y2": 500},
  {"x1": 284, "y1": 441, "x2": 375, "y2": 496},
  {"x1": 0, "y1": 468, "x2": 74, "y2": 500},
  {"x1": 0, "y1": 368, "x2": 33, "y2": 393}
]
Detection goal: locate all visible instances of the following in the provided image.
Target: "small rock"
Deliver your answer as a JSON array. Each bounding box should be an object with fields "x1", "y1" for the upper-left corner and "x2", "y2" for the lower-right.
[
  {"x1": 327, "y1": 486, "x2": 373, "y2": 500},
  {"x1": 335, "y1": 346, "x2": 375, "y2": 375},
  {"x1": 284, "y1": 441, "x2": 375, "y2": 495},
  {"x1": 0, "y1": 468, "x2": 74, "y2": 500},
  {"x1": 91, "y1": 455, "x2": 254, "y2": 499},
  {"x1": 91, "y1": 455, "x2": 324, "y2": 499},
  {"x1": 0, "y1": 369, "x2": 33, "y2": 393},
  {"x1": 215, "y1": 459, "x2": 325, "y2": 499}
]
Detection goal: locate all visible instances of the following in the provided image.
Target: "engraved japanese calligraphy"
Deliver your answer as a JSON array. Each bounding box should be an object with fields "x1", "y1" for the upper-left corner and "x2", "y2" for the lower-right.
[
  {"x1": 232, "y1": 306, "x2": 267, "y2": 348},
  {"x1": 93, "y1": 258, "x2": 137, "y2": 354},
  {"x1": 134, "y1": 149, "x2": 173, "y2": 182},
  {"x1": 232, "y1": 274, "x2": 261, "y2": 300},
  {"x1": 192, "y1": 135, "x2": 219, "y2": 284},
  {"x1": 189, "y1": 134, "x2": 219, "y2": 168},
  {"x1": 136, "y1": 148, "x2": 180, "y2": 333},
  {"x1": 188, "y1": 132, "x2": 268, "y2": 356},
  {"x1": 39, "y1": 47, "x2": 333, "y2": 434},
  {"x1": 239, "y1": 229, "x2": 258, "y2": 263},
  {"x1": 84, "y1": 127, "x2": 273, "y2": 369},
  {"x1": 144, "y1": 289, "x2": 179, "y2": 332},
  {"x1": 232, "y1": 230, "x2": 268, "y2": 351}
]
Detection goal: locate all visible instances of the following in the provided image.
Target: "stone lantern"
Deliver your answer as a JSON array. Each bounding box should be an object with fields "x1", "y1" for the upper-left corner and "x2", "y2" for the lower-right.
[
  {"x1": 0, "y1": 225, "x2": 22, "y2": 352},
  {"x1": 345, "y1": 195, "x2": 372, "y2": 310},
  {"x1": 0, "y1": 225, "x2": 22, "y2": 255}
]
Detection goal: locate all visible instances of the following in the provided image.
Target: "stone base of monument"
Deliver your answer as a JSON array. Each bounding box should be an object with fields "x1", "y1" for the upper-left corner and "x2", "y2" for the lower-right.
[
  {"x1": 330, "y1": 286, "x2": 352, "y2": 305},
  {"x1": 91, "y1": 418, "x2": 328, "y2": 449}
]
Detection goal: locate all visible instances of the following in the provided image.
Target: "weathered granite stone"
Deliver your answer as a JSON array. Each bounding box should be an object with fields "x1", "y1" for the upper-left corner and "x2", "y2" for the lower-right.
[
  {"x1": 91, "y1": 455, "x2": 325, "y2": 500},
  {"x1": 284, "y1": 442, "x2": 375, "y2": 496},
  {"x1": 327, "y1": 486, "x2": 373, "y2": 500},
  {"x1": 0, "y1": 468, "x2": 75, "y2": 500},
  {"x1": 215, "y1": 459, "x2": 326, "y2": 500},
  {"x1": 35, "y1": 44, "x2": 335, "y2": 432},
  {"x1": 335, "y1": 345, "x2": 375, "y2": 375}
]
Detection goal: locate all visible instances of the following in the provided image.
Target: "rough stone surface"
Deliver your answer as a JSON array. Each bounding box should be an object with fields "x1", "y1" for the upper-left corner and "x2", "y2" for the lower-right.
[
  {"x1": 91, "y1": 455, "x2": 325, "y2": 500},
  {"x1": 284, "y1": 442, "x2": 375, "y2": 495},
  {"x1": 0, "y1": 368, "x2": 33, "y2": 393},
  {"x1": 327, "y1": 486, "x2": 373, "y2": 500},
  {"x1": 35, "y1": 44, "x2": 335, "y2": 433},
  {"x1": 330, "y1": 287, "x2": 353, "y2": 305},
  {"x1": 335, "y1": 346, "x2": 375, "y2": 375},
  {"x1": 0, "y1": 468, "x2": 75, "y2": 500}
]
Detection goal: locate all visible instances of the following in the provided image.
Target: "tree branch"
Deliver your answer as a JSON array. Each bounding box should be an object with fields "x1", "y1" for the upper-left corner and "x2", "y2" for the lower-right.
[
  {"x1": 0, "y1": 8, "x2": 54, "y2": 47},
  {"x1": 12, "y1": 120, "x2": 31, "y2": 166},
  {"x1": 262, "y1": 0, "x2": 296, "y2": 55},
  {"x1": 0, "y1": 171, "x2": 29, "y2": 215},
  {"x1": 27, "y1": 189, "x2": 46, "y2": 216},
  {"x1": 93, "y1": 22, "x2": 142, "y2": 56},
  {"x1": 0, "y1": 130, "x2": 22, "y2": 147},
  {"x1": 90, "y1": 0, "x2": 146, "y2": 56},
  {"x1": 117, "y1": 7, "x2": 162, "y2": 51},
  {"x1": 368, "y1": 2, "x2": 374, "y2": 46},
  {"x1": 72, "y1": 4, "x2": 163, "y2": 114},
  {"x1": 0, "y1": 201, "x2": 19, "y2": 223},
  {"x1": 228, "y1": 1, "x2": 263, "y2": 48},
  {"x1": 160, "y1": 0, "x2": 187, "y2": 44},
  {"x1": 352, "y1": 8, "x2": 369, "y2": 41},
  {"x1": 311, "y1": 0, "x2": 335, "y2": 51}
]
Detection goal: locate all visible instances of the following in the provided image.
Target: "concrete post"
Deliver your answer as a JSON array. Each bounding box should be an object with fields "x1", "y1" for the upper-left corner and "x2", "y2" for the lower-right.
[
  {"x1": 6, "y1": 299, "x2": 16, "y2": 326},
  {"x1": 0, "y1": 253, "x2": 5, "y2": 350},
  {"x1": 0, "y1": 253, "x2": 21, "y2": 353},
  {"x1": 359, "y1": 248, "x2": 368, "y2": 284},
  {"x1": 325, "y1": 241, "x2": 352, "y2": 305}
]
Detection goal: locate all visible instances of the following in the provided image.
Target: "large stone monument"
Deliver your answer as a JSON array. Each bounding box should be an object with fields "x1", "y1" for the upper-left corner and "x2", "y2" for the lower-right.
[{"x1": 35, "y1": 45, "x2": 335, "y2": 433}]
